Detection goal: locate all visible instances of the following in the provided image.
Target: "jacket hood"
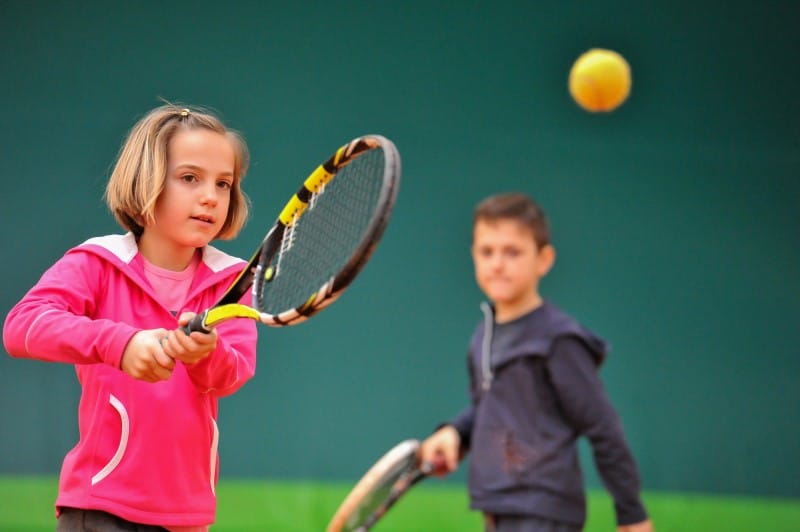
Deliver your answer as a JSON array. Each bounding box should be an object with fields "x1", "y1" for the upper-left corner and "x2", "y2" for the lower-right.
[{"x1": 475, "y1": 301, "x2": 608, "y2": 369}]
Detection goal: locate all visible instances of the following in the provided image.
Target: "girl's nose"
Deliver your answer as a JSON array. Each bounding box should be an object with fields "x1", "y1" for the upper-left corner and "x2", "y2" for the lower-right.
[{"x1": 200, "y1": 184, "x2": 218, "y2": 206}]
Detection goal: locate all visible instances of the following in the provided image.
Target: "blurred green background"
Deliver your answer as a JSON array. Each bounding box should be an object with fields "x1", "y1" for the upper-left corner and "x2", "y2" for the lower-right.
[{"x1": 1, "y1": 0, "x2": 798, "y2": 521}]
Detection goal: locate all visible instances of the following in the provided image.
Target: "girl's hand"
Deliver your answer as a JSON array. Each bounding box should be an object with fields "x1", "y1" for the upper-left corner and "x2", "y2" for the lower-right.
[
  {"x1": 120, "y1": 329, "x2": 175, "y2": 382},
  {"x1": 161, "y1": 312, "x2": 219, "y2": 365}
]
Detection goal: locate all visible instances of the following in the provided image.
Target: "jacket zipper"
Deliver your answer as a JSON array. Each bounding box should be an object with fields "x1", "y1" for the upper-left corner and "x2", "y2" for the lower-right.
[{"x1": 480, "y1": 302, "x2": 493, "y2": 391}]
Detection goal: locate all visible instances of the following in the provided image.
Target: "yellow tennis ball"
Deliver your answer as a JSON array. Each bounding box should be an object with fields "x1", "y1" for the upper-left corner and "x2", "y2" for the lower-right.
[{"x1": 568, "y1": 48, "x2": 631, "y2": 112}]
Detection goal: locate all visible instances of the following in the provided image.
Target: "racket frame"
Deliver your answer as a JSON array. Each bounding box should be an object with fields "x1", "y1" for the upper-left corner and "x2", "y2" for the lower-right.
[
  {"x1": 183, "y1": 135, "x2": 400, "y2": 334},
  {"x1": 327, "y1": 439, "x2": 429, "y2": 532}
]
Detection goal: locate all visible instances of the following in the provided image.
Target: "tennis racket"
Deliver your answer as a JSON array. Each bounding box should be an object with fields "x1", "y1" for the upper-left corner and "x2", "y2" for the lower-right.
[
  {"x1": 183, "y1": 134, "x2": 400, "y2": 334},
  {"x1": 327, "y1": 439, "x2": 431, "y2": 532}
]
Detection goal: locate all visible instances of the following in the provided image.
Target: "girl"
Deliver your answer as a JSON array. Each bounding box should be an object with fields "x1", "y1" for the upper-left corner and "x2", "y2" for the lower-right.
[{"x1": 3, "y1": 104, "x2": 258, "y2": 531}]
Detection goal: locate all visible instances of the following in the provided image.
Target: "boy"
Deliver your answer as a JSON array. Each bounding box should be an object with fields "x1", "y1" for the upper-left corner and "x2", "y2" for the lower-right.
[{"x1": 420, "y1": 193, "x2": 653, "y2": 532}]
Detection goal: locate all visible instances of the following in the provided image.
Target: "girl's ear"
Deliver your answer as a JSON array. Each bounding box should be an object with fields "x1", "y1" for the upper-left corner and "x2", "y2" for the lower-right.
[{"x1": 537, "y1": 244, "x2": 556, "y2": 277}]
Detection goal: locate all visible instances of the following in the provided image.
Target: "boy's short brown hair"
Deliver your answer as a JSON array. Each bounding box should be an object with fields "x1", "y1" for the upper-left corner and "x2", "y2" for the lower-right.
[
  {"x1": 473, "y1": 192, "x2": 550, "y2": 249},
  {"x1": 105, "y1": 104, "x2": 250, "y2": 240}
]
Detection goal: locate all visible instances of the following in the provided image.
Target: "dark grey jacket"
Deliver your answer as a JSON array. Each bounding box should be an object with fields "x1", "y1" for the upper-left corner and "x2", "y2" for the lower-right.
[{"x1": 449, "y1": 302, "x2": 648, "y2": 527}]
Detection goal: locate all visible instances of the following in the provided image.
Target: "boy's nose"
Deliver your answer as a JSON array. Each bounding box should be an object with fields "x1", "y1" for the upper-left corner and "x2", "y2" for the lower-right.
[{"x1": 488, "y1": 256, "x2": 504, "y2": 270}]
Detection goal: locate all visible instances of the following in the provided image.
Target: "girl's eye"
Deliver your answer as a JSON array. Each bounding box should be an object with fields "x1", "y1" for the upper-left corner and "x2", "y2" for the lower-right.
[
  {"x1": 217, "y1": 180, "x2": 232, "y2": 190},
  {"x1": 181, "y1": 173, "x2": 198, "y2": 183}
]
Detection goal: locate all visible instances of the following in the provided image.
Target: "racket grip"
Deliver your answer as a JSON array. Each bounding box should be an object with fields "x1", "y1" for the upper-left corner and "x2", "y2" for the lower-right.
[{"x1": 182, "y1": 310, "x2": 212, "y2": 335}]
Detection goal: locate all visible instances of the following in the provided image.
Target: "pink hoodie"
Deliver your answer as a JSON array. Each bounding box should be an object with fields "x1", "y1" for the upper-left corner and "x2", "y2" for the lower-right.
[{"x1": 3, "y1": 234, "x2": 257, "y2": 528}]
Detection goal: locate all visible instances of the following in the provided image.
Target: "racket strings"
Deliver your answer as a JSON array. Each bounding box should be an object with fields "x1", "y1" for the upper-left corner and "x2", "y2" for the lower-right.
[
  {"x1": 258, "y1": 147, "x2": 388, "y2": 315},
  {"x1": 275, "y1": 211, "x2": 299, "y2": 277},
  {"x1": 309, "y1": 181, "x2": 327, "y2": 210}
]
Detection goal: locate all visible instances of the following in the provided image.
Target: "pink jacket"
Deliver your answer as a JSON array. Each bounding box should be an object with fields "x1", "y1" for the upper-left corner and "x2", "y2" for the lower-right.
[{"x1": 3, "y1": 234, "x2": 257, "y2": 527}]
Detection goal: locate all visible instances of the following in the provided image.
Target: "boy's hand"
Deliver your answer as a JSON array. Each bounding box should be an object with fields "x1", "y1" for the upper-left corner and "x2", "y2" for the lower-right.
[
  {"x1": 120, "y1": 329, "x2": 175, "y2": 382},
  {"x1": 419, "y1": 425, "x2": 461, "y2": 477},
  {"x1": 618, "y1": 519, "x2": 654, "y2": 532},
  {"x1": 161, "y1": 312, "x2": 219, "y2": 365}
]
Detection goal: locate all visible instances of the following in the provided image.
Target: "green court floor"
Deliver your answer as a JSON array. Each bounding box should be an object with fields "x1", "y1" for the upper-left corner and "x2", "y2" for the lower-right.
[{"x1": 1, "y1": 476, "x2": 798, "y2": 531}]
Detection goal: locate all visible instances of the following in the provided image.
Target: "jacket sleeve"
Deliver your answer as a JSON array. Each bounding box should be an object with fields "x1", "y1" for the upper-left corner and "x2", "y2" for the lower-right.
[
  {"x1": 2, "y1": 251, "x2": 137, "y2": 368},
  {"x1": 182, "y1": 291, "x2": 258, "y2": 397},
  {"x1": 547, "y1": 336, "x2": 649, "y2": 526},
  {"x1": 446, "y1": 347, "x2": 479, "y2": 450},
  {"x1": 448, "y1": 404, "x2": 475, "y2": 451}
]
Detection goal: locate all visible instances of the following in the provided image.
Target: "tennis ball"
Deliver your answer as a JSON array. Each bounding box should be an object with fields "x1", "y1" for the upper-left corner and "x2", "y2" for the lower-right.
[{"x1": 568, "y1": 48, "x2": 631, "y2": 112}]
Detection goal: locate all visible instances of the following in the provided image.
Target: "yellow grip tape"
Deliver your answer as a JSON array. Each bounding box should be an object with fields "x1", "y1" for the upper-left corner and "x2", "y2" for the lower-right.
[{"x1": 205, "y1": 303, "x2": 261, "y2": 328}]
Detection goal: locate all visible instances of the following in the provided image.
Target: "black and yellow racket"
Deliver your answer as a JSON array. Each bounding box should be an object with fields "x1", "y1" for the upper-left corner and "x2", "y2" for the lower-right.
[{"x1": 183, "y1": 135, "x2": 400, "y2": 333}]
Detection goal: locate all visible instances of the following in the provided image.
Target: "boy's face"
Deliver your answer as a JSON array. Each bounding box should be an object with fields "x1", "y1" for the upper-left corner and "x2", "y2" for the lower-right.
[{"x1": 471, "y1": 218, "x2": 555, "y2": 317}]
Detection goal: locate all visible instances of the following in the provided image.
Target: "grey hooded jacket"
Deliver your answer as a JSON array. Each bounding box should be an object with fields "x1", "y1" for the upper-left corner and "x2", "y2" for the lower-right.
[{"x1": 448, "y1": 301, "x2": 648, "y2": 527}]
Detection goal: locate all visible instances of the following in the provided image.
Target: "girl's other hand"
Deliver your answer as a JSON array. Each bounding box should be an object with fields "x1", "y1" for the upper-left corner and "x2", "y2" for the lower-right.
[{"x1": 120, "y1": 329, "x2": 175, "y2": 382}]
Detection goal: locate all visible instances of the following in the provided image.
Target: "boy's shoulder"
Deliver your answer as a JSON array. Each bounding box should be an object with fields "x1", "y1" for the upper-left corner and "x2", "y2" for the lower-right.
[
  {"x1": 535, "y1": 301, "x2": 592, "y2": 335},
  {"x1": 470, "y1": 301, "x2": 608, "y2": 365}
]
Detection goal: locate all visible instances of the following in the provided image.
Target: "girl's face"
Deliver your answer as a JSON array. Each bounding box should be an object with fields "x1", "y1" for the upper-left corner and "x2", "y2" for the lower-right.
[
  {"x1": 142, "y1": 128, "x2": 235, "y2": 267},
  {"x1": 471, "y1": 218, "x2": 555, "y2": 321}
]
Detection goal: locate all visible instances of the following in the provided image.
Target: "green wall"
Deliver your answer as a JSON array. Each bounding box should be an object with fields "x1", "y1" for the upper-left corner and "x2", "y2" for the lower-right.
[{"x1": 1, "y1": 1, "x2": 798, "y2": 499}]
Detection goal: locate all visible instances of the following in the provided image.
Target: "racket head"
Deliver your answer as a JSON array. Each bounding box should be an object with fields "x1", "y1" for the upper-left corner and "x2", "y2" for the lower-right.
[
  {"x1": 253, "y1": 135, "x2": 401, "y2": 326},
  {"x1": 327, "y1": 439, "x2": 426, "y2": 532}
]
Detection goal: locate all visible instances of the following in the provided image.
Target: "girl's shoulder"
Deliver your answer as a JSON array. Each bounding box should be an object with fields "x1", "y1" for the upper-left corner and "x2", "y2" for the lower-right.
[
  {"x1": 76, "y1": 233, "x2": 138, "y2": 263},
  {"x1": 200, "y1": 244, "x2": 247, "y2": 274}
]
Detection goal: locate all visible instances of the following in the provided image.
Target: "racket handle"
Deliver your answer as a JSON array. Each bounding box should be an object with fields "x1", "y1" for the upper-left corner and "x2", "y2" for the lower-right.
[{"x1": 182, "y1": 310, "x2": 212, "y2": 335}]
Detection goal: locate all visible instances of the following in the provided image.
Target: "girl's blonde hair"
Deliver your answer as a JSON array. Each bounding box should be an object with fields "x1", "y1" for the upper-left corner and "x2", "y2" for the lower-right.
[{"x1": 105, "y1": 104, "x2": 250, "y2": 240}]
